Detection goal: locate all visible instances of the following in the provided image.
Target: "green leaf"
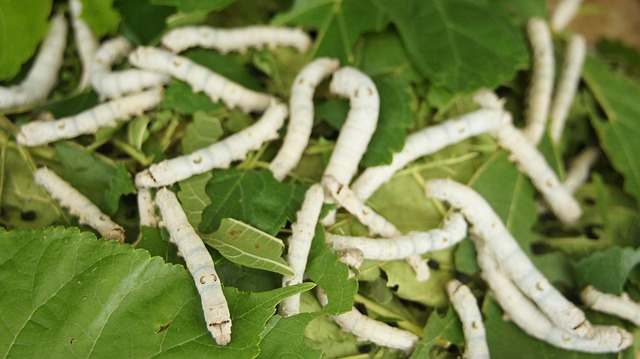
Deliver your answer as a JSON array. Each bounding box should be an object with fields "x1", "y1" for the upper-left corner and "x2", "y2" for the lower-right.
[
  {"x1": 127, "y1": 116, "x2": 151, "y2": 150},
  {"x1": 273, "y1": 0, "x2": 388, "y2": 64},
  {"x1": 0, "y1": 226, "x2": 313, "y2": 358},
  {"x1": 200, "y1": 168, "x2": 307, "y2": 235},
  {"x1": 0, "y1": 0, "x2": 51, "y2": 80},
  {"x1": 184, "y1": 49, "x2": 264, "y2": 91},
  {"x1": 375, "y1": 0, "x2": 528, "y2": 93},
  {"x1": 583, "y1": 56, "x2": 640, "y2": 205},
  {"x1": 574, "y1": 246, "x2": 640, "y2": 294},
  {"x1": 410, "y1": 307, "x2": 464, "y2": 359},
  {"x1": 135, "y1": 226, "x2": 182, "y2": 264},
  {"x1": 181, "y1": 111, "x2": 224, "y2": 153},
  {"x1": 53, "y1": 142, "x2": 136, "y2": 216},
  {"x1": 258, "y1": 314, "x2": 323, "y2": 359},
  {"x1": 151, "y1": 0, "x2": 236, "y2": 13},
  {"x1": 79, "y1": 0, "x2": 121, "y2": 37},
  {"x1": 202, "y1": 218, "x2": 295, "y2": 276},
  {"x1": 358, "y1": 29, "x2": 421, "y2": 81},
  {"x1": 159, "y1": 80, "x2": 224, "y2": 114},
  {"x1": 114, "y1": 0, "x2": 176, "y2": 45},
  {"x1": 178, "y1": 172, "x2": 213, "y2": 226},
  {"x1": 36, "y1": 90, "x2": 100, "y2": 118}
]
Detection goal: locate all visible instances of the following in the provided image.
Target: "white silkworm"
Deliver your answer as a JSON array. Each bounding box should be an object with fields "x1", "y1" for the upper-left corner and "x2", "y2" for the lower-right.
[
  {"x1": 269, "y1": 58, "x2": 340, "y2": 181},
  {"x1": 317, "y1": 289, "x2": 419, "y2": 353},
  {"x1": 425, "y1": 178, "x2": 592, "y2": 337},
  {"x1": 69, "y1": 0, "x2": 99, "y2": 90},
  {"x1": 128, "y1": 46, "x2": 274, "y2": 113},
  {"x1": 492, "y1": 116, "x2": 582, "y2": 224},
  {"x1": 351, "y1": 108, "x2": 508, "y2": 202},
  {"x1": 16, "y1": 88, "x2": 163, "y2": 147},
  {"x1": 34, "y1": 167, "x2": 125, "y2": 242},
  {"x1": 155, "y1": 188, "x2": 232, "y2": 345},
  {"x1": 523, "y1": 17, "x2": 554, "y2": 145},
  {"x1": 90, "y1": 36, "x2": 171, "y2": 99},
  {"x1": 137, "y1": 188, "x2": 158, "y2": 228},
  {"x1": 326, "y1": 212, "x2": 467, "y2": 260},
  {"x1": 476, "y1": 241, "x2": 632, "y2": 353},
  {"x1": 280, "y1": 184, "x2": 324, "y2": 317},
  {"x1": 161, "y1": 25, "x2": 312, "y2": 54},
  {"x1": 564, "y1": 146, "x2": 600, "y2": 193},
  {"x1": 0, "y1": 13, "x2": 67, "y2": 109},
  {"x1": 135, "y1": 101, "x2": 287, "y2": 188},
  {"x1": 549, "y1": 34, "x2": 587, "y2": 144},
  {"x1": 446, "y1": 279, "x2": 489, "y2": 359},
  {"x1": 581, "y1": 286, "x2": 640, "y2": 327},
  {"x1": 551, "y1": 0, "x2": 584, "y2": 32}
]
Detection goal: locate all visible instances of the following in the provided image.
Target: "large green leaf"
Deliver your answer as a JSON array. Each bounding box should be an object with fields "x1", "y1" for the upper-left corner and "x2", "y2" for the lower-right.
[
  {"x1": 583, "y1": 56, "x2": 640, "y2": 205},
  {"x1": 375, "y1": 0, "x2": 528, "y2": 93},
  {"x1": 258, "y1": 314, "x2": 323, "y2": 359},
  {"x1": 202, "y1": 218, "x2": 295, "y2": 276},
  {"x1": 574, "y1": 246, "x2": 640, "y2": 295},
  {"x1": 178, "y1": 172, "x2": 213, "y2": 226},
  {"x1": 273, "y1": 0, "x2": 388, "y2": 64},
  {"x1": 0, "y1": 0, "x2": 51, "y2": 80},
  {"x1": 200, "y1": 168, "x2": 307, "y2": 235},
  {"x1": 159, "y1": 80, "x2": 224, "y2": 115},
  {"x1": 181, "y1": 111, "x2": 224, "y2": 153},
  {"x1": 410, "y1": 307, "x2": 464, "y2": 359},
  {"x1": 150, "y1": 0, "x2": 236, "y2": 13},
  {"x1": 79, "y1": 0, "x2": 121, "y2": 37},
  {"x1": 0, "y1": 226, "x2": 313, "y2": 358},
  {"x1": 114, "y1": 0, "x2": 176, "y2": 45}
]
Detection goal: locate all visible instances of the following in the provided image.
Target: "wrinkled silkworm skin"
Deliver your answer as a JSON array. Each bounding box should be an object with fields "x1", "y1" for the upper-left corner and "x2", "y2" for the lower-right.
[
  {"x1": 280, "y1": 184, "x2": 324, "y2": 317},
  {"x1": 162, "y1": 25, "x2": 312, "y2": 54},
  {"x1": 69, "y1": 0, "x2": 99, "y2": 90},
  {"x1": 269, "y1": 58, "x2": 340, "y2": 181},
  {"x1": 476, "y1": 241, "x2": 632, "y2": 353},
  {"x1": 581, "y1": 286, "x2": 640, "y2": 327},
  {"x1": 523, "y1": 18, "x2": 554, "y2": 145},
  {"x1": 137, "y1": 188, "x2": 158, "y2": 228},
  {"x1": 549, "y1": 34, "x2": 587, "y2": 144},
  {"x1": 34, "y1": 167, "x2": 125, "y2": 242},
  {"x1": 446, "y1": 279, "x2": 490, "y2": 359},
  {"x1": 135, "y1": 101, "x2": 287, "y2": 188},
  {"x1": 316, "y1": 289, "x2": 418, "y2": 353},
  {"x1": 0, "y1": 13, "x2": 67, "y2": 110},
  {"x1": 326, "y1": 212, "x2": 467, "y2": 260},
  {"x1": 128, "y1": 46, "x2": 273, "y2": 113},
  {"x1": 563, "y1": 147, "x2": 600, "y2": 193},
  {"x1": 323, "y1": 175, "x2": 431, "y2": 281},
  {"x1": 425, "y1": 178, "x2": 592, "y2": 337},
  {"x1": 492, "y1": 115, "x2": 582, "y2": 225},
  {"x1": 90, "y1": 36, "x2": 171, "y2": 99},
  {"x1": 16, "y1": 88, "x2": 163, "y2": 147},
  {"x1": 351, "y1": 108, "x2": 508, "y2": 202},
  {"x1": 155, "y1": 188, "x2": 232, "y2": 345},
  {"x1": 551, "y1": 0, "x2": 584, "y2": 32}
]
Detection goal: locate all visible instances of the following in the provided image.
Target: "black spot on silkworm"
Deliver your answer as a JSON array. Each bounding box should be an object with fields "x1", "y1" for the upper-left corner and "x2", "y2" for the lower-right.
[
  {"x1": 210, "y1": 319, "x2": 231, "y2": 327},
  {"x1": 21, "y1": 211, "x2": 36, "y2": 221},
  {"x1": 156, "y1": 322, "x2": 171, "y2": 333},
  {"x1": 585, "y1": 225, "x2": 601, "y2": 240},
  {"x1": 358, "y1": 344, "x2": 372, "y2": 353},
  {"x1": 354, "y1": 303, "x2": 368, "y2": 315},
  {"x1": 427, "y1": 259, "x2": 440, "y2": 270},
  {"x1": 455, "y1": 271, "x2": 471, "y2": 284}
]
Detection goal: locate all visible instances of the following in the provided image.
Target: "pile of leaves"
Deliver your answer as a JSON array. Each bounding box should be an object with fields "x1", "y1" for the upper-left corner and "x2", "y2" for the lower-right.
[{"x1": 1, "y1": 0, "x2": 639, "y2": 358}]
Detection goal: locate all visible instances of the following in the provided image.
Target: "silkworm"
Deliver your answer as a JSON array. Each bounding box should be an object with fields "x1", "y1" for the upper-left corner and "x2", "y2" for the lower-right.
[
  {"x1": 128, "y1": 46, "x2": 274, "y2": 113},
  {"x1": 492, "y1": 115, "x2": 582, "y2": 225},
  {"x1": 581, "y1": 286, "x2": 640, "y2": 327},
  {"x1": 351, "y1": 108, "x2": 508, "y2": 202},
  {"x1": 425, "y1": 178, "x2": 592, "y2": 337},
  {"x1": 135, "y1": 101, "x2": 287, "y2": 188},
  {"x1": 317, "y1": 289, "x2": 419, "y2": 353},
  {"x1": 326, "y1": 212, "x2": 467, "y2": 260},
  {"x1": 69, "y1": 0, "x2": 99, "y2": 90},
  {"x1": 16, "y1": 88, "x2": 163, "y2": 147},
  {"x1": 280, "y1": 184, "x2": 324, "y2": 317},
  {"x1": 90, "y1": 36, "x2": 171, "y2": 99},
  {"x1": 563, "y1": 146, "x2": 600, "y2": 193},
  {"x1": 551, "y1": 0, "x2": 584, "y2": 32},
  {"x1": 323, "y1": 175, "x2": 432, "y2": 281},
  {"x1": 549, "y1": 34, "x2": 587, "y2": 144},
  {"x1": 476, "y1": 240, "x2": 632, "y2": 353},
  {"x1": 161, "y1": 25, "x2": 312, "y2": 54},
  {"x1": 34, "y1": 167, "x2": 125, "y2": 242},
  {"x1": 523, "y1": 17, "x2": 554, "y2": 145},
  {"x1": 155, "y1": 188, "x2": 232, "y2": 345},
  {"x1": 0, "y1": 13, "x2": 67, "y2": 110},
  {"x1": 446, "y1": 279, "x2": 489, "y2": 359},
  {"x1": 137, "y1": 188, "x2": 158, "y2": 228},
  {"x1": 269, "y1": 58, "x2": 340, "y2": 181}
]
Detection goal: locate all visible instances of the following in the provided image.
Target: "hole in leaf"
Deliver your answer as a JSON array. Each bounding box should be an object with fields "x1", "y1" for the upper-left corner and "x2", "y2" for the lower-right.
[
  {"x1": 156, "y1": 322, "x2": 172, "y2": 333},
  {"x1": 358, "y1": 344, "x2": 372, "y2": 353},
  {"x1": 427, "y1": 259, "x2": 440, "y2": 270},
  {"x1": 21, "y1": 211, "x2": 36, "y2": 221}
]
